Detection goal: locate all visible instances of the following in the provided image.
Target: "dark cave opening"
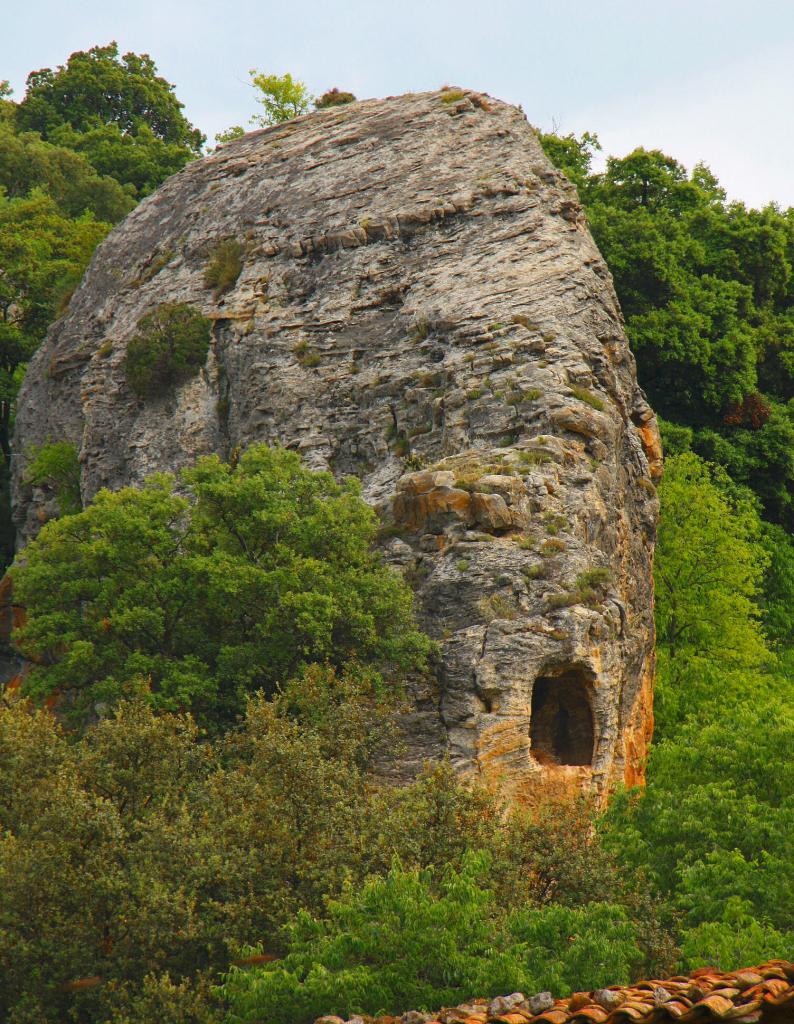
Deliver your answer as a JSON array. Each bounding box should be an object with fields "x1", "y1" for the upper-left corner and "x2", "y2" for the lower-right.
[{"x1": 530, "y1": 669, "x2": 595, "y2": 766}]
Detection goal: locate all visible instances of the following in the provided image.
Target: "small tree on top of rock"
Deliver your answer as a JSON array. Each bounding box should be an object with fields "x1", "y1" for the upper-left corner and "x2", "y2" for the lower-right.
[{"x1": 250, "y1": 71, "x2": 314, "y2": 126}]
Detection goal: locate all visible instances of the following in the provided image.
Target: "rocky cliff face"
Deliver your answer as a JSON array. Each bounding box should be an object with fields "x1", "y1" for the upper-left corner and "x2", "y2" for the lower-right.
[{"x1": 13, "y1": 88, "x2": 661, "y2": 801}]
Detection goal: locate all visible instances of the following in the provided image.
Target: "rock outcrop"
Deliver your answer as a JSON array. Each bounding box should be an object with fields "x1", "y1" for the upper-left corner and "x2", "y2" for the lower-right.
[{"x1": 12, "y1": 88, "x2": 660, "y2": 801}]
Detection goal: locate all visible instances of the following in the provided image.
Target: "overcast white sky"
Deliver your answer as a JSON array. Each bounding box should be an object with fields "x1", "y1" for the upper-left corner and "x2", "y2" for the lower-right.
[{"x1": 4, "y1": 0, "x2": 794, "y2": 208}]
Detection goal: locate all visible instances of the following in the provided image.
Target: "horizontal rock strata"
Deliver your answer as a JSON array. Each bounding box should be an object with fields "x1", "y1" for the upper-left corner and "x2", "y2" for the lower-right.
[{"x1": 13, "y1": 87, "x2": 660, "y2": 800}]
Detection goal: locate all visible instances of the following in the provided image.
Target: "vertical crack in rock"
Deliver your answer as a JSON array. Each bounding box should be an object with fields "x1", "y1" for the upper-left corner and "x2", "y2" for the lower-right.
[{"x1": 12, "y1": 88, "x2": 661, "y2": 802}]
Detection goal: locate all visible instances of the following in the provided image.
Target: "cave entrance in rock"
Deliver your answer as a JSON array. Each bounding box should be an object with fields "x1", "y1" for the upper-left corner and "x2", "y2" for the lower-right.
[{"x1": 530, "y1": 669, "x2": 594, "y2": 766}]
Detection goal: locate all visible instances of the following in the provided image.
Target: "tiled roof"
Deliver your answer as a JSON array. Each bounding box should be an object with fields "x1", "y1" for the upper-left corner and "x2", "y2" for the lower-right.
[{"x1": 332, "y1": 961, "x2": 794, "y2": 1024}]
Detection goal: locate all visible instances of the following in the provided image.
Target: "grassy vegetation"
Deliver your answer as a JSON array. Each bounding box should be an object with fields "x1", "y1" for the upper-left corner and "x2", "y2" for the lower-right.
[{"x1": 204, "y1": 238, "x2": 243, "y2": 299}]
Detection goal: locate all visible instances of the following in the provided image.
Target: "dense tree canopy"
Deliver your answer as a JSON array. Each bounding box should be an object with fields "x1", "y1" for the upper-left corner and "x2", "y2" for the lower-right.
[
  {"x1": 0, "y1": 120, "x2": 134, "y2": 222},
  {"x1": 541, "y1": 133, "x2": 794, "y2": 528},
  {"x1": 602, "y1": 448, "x2": 794, "y2": 968},
  {"x1": 12, "y1": 445, "x2": 432, "y2": 726},
  {"x1": 0, "y1": 190, "x2": 109, "y2": 508},
  {"x1": 653, "y1": 453, "x2": 769, "y2": 683},
  {"x1": 15, "y1": 43, "x2": 205, "y2": 196},
  {"x1": 0, "y1": 685, "x2": 673, "y2": 1023}
]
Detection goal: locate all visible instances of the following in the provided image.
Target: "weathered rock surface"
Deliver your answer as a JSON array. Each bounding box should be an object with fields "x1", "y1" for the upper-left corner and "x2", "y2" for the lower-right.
[{"x1": 12, "y1": 88, "x2": 660, "y2": 800}]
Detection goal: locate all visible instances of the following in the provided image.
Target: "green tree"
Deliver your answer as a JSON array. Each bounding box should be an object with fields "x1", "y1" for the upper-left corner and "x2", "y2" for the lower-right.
[
  {"x1": 0, "y1": 674, "x2": 676, "y2": 1021},
  {"x1": 538, "y1": 130, "x2": 600, "y2": 189},
  {"x1": 11, "y1": 445, "x2": 432, "y2": 726},
  {"x1": 0, "y1": 698, "x2": 221, "y2": 1022},
  {"x1": 541, "y1": 135, "x2": 794, "y2": 528},
  {"x1": 652, "y1": 452, "x2": 771, "y2": 732},
  {"x1": 0, "y1": 189, "x2": 109, "y2": 566},
  {"x1": 760, "y1": 521, "x2": 794, "y2": 648},
  {"x1": 679, "y1": 898, "x2": 794, "y2": 972},
  {"x1": 603, "y1": 701, "x2": 794, "y2": 943},
  {"x1": 249, "y1": 71, "x2": 314, "y2": 126},
  {"x1": 220, "y1": 852, "x2": 642, "y2": 1024},
  {"x1": 16, "y1": 43, "x2": 204, "y2": 196},
  {"x1": 0, "y1": 670, "x2": 396, "y2": 1022},
  {"x1": 0, "y1": 189, "x2": 109, "y2": 452},
  {"x1": 0, "y1": 120, "x2": 134, "y2": 223},
  {"x1": 600, "y1": 448, "x2": 794, "y2": 968},
  {"x1": 690, "y1": 400, "x2": 794, "y2": 530}
]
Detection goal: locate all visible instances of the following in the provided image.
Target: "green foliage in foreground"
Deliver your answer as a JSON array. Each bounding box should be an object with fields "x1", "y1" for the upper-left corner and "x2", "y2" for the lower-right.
[
  {"x1": 0, "y1": 669, "x2": 391, "y2": 1023},
  {"x1": 602, "y1": 449, "x2": 794, "y2": 969},
  {"x1": 11, "y1": 445, "x2": 432, "y2": 726},
  {"x1": 125, "y1": 302, "x2": 212, "y2": 398},
  {"x1": 652, "y1": 452, "x2": 772, "y2": 733},
  {"x1": 220, "y1": 855, "x2": 641, "y2": 1024},
  {"x1": 0, "y1": 679, "x2": 672, "y2": 1024}
]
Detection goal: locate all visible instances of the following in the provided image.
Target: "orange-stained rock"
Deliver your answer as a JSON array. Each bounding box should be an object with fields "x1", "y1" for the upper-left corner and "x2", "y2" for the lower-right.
[
  {"x1": 471, "y1": 492, "x2": 514, "y2": 530},
  {"x1": 622, "y1": 655, "x2": 655, "y2": 789},
  {"x1": 393, "y1": 475, "x2": 472, "y2": 532},
  {"x1": 638, "y1": 421, "x2": 663, "y2": 481}
]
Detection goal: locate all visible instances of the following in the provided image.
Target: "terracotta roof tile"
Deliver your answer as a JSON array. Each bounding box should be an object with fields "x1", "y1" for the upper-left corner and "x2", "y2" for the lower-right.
[{"x1": 355, "y1": 962, "x2": 794, "y2": 1024}]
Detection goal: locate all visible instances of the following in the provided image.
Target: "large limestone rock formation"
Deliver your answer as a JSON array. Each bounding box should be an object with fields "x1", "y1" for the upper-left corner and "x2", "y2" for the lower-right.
[{"x1": 13, "y1": 88, "x2": 661, "y2": 801}]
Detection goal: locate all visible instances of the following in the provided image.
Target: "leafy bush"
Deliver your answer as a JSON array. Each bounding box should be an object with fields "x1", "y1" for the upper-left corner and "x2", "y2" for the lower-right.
[
  {"x1": 220, "y1": 853, "x2": 643, "y2": 1024},
  {"x1": 124, "y1": 302, "x2": 211, "y2": 398},
  {"x1": 315, "y1": 88, "x2": 356, "y2": 109},
  {"x1": 0, "y1": 671, "x2": 394, "y2": 1023},
  {"x1": 11, "y1": 445, "x2": 432, "y2": 726},
  {"x1": 204, "y1": 238, "x2": 243, "y2": 299},
  {"x1": 24, "y1": 439, "x2": 81, "y2": 514}
]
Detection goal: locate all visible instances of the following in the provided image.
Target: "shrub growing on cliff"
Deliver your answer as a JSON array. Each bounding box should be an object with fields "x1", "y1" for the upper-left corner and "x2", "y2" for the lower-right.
[
  {"x1": 125, "y1": 302, "x2": 211, "y2": 398},
  {"x1": 315, "y1": 88, "x2": 356, "y2": 109},
  {"x1": 204, "y1": 238, "x2": 243, "y2": 299},
  {"x1": 24, "y1": 439, "x2": 81, "y2": 514},
  {"x1": 11, "y1": 444, "x2": 432, "y2": 726}
]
